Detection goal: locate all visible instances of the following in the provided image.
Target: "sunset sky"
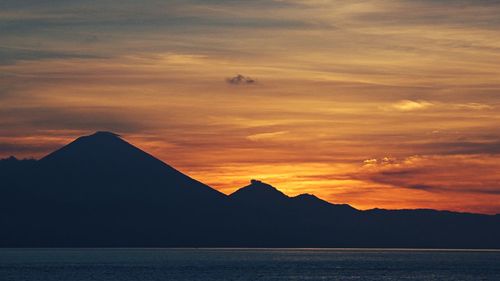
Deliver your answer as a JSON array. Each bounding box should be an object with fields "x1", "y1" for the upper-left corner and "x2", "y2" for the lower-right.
[{"x1": 1, "y1": 0, "x2": 500, "y2": 214}]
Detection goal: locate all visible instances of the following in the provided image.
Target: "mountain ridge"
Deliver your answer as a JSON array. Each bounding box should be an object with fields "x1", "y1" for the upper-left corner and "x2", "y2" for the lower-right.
[
  {"x1": 2, "y1": 132, "x2": 496, "y2": 216},
  {"x1": 1, "y1": 131, "x2": 500, "y2": 248}
]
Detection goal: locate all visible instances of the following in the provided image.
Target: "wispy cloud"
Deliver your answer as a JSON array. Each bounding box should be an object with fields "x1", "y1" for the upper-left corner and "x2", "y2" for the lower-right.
[
  {"x1": 453, "y1": 103, "x2": 494, "y2": 110},
  {"x1": 0, "y1": 47, "x2": 101, "y2": 65},
  {"x1": 246, "y1": 131, "x2": 288, "y2": 141},
  {"x1": 386, "y1": 100, "x2": 434, "y2": 111},
  {"x1": 353, "y1": 154, "x2": 500, "y2": 196},
  {"x1": 383, "y1": 100, "x2": 494, "y2": 112}
]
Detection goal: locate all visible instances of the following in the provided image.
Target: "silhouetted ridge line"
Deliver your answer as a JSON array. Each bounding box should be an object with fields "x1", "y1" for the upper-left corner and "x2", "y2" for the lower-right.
[
  {"x1": 40, "y1": 131, "x2": 130, "y2": 162},
  {"x1": 92, "y1": 131, "x2": 122, "y2": 138},
  {"x1": 1, "y1": 131, "x2": 499, "y2": 248}
]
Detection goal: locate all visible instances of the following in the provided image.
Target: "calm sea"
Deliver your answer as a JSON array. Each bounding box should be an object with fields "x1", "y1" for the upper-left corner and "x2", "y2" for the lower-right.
[{"x1": 1, "y1": 248, "x2": 499, "y2": 280}]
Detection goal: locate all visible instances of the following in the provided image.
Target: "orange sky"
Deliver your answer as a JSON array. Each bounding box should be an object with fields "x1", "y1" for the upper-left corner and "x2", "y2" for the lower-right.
[{"x1": 1, "y1": 0, "x2": 500, "y2": 214}]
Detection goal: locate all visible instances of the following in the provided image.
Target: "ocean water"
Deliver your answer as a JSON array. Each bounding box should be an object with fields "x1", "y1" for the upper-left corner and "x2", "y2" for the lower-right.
[{"x1": 1, "y1": 248, "x2": 499, "y2": 281}]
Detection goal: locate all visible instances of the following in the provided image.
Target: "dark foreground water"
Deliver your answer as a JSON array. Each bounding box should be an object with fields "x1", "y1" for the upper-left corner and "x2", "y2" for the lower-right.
[{"x1": 1, "y1": 248, "x2": 500, "y2": 281}]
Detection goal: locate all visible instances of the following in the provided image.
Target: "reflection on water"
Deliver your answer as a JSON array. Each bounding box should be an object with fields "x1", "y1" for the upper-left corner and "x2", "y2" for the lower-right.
[{"x1": 1, "y1": 248, "x2": 499, "y2": 281}]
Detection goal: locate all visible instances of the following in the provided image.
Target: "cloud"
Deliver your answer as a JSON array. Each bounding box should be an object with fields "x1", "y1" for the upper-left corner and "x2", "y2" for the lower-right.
[
  {"x1": 0, "y1": 106, "x2": 149, "y2": 136},
  {"x1": 246, "y1": 131, "x2": 288, "y2": 141},
  {"x1": 0, "y1": 47, "x2": 101, "y2": 65},
  {"x1": 452, "y1": 103, "x2": 494, "y2": 110},
  {"x1": 0, "y1": 141, "x2": 61, "y2": 156},
  {"x1": 416, "y1": 140, "x2": 500, "y2": 155},
  {"x1": 387, "y1": 100, "x2": 434, "y2": 111},
  {"x1": 226, "y1": 74, "x2": 256, "y2": 85},
  {"x1": 383, "y1": 100, "x2": 494, "y2": 113},
  {"x1": 352, "y1": 154, "x2": 500, "y2": 195}
]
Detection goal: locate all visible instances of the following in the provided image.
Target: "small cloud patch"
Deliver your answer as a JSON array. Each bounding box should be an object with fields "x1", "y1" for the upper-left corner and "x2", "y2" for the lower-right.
[
  {"x1": 453, "y1": 103, "x2": 494, "y2": 110},
  {"x1": 226, "y1": 74, "x2": 256, "y2": 85},
  {"x1": 388, "y1": 100, "x2": 433, "y2": 111},
  {"x1": 247, "y1": 131, "x2": 288, "y2": 141}
]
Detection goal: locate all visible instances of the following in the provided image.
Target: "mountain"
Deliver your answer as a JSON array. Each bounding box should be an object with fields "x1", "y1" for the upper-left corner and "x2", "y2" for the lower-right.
[
  {"x1": 230, "y1": 179, "x2": 288, "y2": 206},
  {"x1": 38, "y1": 131, "x2": 225, "y2": 201},
  {"x1": 0, "y1": 132, "x2": 230, "y2": 247},
  {"x1": 225, "y1": 179, "x2": 361, "y2": 247},
  {"x1": 230, "y1": 179, "x2": 356, "y2": 213},
  {"x1": 1, "y1": 131, "x2": 500, "y2": 248}
]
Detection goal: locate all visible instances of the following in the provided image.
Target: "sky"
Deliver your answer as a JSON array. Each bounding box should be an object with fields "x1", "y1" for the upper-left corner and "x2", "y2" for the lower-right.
[{"x1": 1, "y1": 0, "x2": 500, "y2": 214}]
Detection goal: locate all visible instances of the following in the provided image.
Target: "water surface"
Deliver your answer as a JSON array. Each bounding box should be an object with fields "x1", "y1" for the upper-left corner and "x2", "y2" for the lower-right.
[{"x1": 1, "y1": 248, "x2": 499, "y2": 280}]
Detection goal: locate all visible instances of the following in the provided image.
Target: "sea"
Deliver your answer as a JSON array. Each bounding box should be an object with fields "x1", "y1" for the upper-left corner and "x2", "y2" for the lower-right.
[{"x1": 1, "y1": 248, "x2": 499, "y2": 281}]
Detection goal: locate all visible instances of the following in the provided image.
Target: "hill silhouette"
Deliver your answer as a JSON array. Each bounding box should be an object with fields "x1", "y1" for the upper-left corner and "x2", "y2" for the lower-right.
[{"x1": 1, "y1": 132, "x2": 500, "y2": 248}]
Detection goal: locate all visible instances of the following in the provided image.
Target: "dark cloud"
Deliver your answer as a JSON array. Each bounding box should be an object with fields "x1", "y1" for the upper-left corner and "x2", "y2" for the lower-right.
[
  {"x1": 407, "y1": 184, "x2": 439, "y2": 191},
  {"x1": 0, "y1": 106, "x2": 148, "y2": 134},
  {"x1": 350, "y1": 155, "x2": 500, "y2": 196},
  {"x1": 416, "y1": 141, "x2": 500, "y2": 155},
  {"x1": 0, "y1": 47, "x2": 101, "y2": 65},
  {"x1": 0, "y1": 142, "x2": 62, "y2": 155},
  {"x1": 0, "y1": 105, "x2": 153, "y2": 159},
  {"x1": 226, "y1": 74, "x2": 256, "y2": 85},
  {"x1": 408, "y1": 183, "x2": 500, "y2": 195},
  {"x1": 0, "y1": 0, "x2": 314, "y2": 41},
  {"x1": 341, "y1": 133, "x2": 500, "y2": 157},
  {"x1": 347, "y1": 0, "x2": 500, "y2": 29}
]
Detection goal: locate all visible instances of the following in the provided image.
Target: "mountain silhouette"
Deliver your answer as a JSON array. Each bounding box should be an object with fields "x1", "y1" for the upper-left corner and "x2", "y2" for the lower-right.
[
  {"x1": 1, "y1": 132, "x2": 229, "y2": 246},
  {"x1": 39, "y1": 131, "x2": 224, "y2": 199},
  {"x1": 1, "y1": 132, "x2": 500, "y2": 248},
  {"x1": 230, "y1": 179, "x2": 288, "y2": 205},
  {"x1": 230, "y1": 179, "x2": 356, "y2": 213}
]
